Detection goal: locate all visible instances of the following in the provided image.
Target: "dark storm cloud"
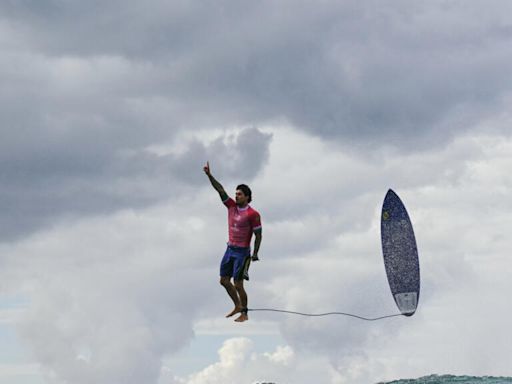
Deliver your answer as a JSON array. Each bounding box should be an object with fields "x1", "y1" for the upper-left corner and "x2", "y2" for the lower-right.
[
  {"x1": 1, "y1": 0, "x2": 511, "y2": 239},
  {"x1": 0, "y1": 127, "x2": 271, "y2": 241},
  {"x1": 3, "y1": 0, "x2": 512, "y2": 142}
]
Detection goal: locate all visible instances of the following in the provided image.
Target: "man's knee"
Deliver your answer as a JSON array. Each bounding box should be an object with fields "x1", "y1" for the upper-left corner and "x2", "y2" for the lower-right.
[{"x1": 220, "y1": 276, "x2": 231, "y2": 287}]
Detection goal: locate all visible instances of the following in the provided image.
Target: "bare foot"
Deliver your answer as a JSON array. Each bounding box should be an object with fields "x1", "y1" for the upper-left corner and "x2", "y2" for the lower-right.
[
  {"x1": 226, "y1": 307, "x2": 243, "y2": 318},
  {"x1": 234, "y1": 313, "x2": 249, "y2": 322}
]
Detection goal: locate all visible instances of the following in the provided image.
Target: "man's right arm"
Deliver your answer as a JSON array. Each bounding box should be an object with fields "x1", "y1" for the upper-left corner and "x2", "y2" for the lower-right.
[
  {"x1": 208, "y1": 174, "x2": 229, "y2": 201},
  {"x1": 203, "y1": 161, "x2": 228, "y2": 201}
]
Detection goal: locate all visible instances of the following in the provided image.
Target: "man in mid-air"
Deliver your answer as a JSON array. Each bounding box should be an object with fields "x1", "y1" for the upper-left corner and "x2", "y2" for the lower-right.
[{"x1": 203, "y1": 161, "x2": 262, "y2": 322}]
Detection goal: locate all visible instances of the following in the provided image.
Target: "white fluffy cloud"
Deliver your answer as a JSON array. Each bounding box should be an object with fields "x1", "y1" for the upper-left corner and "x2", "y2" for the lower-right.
[
  {"x1": 170, "y1": 337, "x2": 333, "y2": 384},
  {"x1": 1, "y1": 124, "x2": 512, "y2": 383},
  {"x1": 1, "y1": 195, "x2": 223, "y2": 383},
  {"x1": 251, "y1": 128, "x2": 512, "y2": 382}
]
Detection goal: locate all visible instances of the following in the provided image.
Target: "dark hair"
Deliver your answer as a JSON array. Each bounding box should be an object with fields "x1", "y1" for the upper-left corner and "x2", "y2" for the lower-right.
[{"x1": 236, "y1": 184, "x2": 252, "y2": 203}]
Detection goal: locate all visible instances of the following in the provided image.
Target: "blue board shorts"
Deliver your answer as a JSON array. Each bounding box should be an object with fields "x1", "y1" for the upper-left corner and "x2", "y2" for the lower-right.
[{"x1": 220, "y1": 244, "x2": 251, "y2": 281}]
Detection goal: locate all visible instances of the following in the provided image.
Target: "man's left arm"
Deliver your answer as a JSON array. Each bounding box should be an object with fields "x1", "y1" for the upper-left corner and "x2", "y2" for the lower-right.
[{"x1": 252, "y1": 228, "x2": 262, "y2": 261}]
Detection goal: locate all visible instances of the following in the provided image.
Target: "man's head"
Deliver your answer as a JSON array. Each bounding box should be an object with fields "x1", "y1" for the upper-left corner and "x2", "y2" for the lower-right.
[{"x1": 235, "y1": 184, "x2": 252, "y2": 206}]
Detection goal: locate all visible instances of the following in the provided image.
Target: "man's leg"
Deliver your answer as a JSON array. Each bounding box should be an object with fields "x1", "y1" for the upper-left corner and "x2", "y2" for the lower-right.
[
  {"x1": 220, "y1": 276, "x2": 243, "y2": 317},
  {"x1": 234, "y1": 280, "x2": 249, "y2": 322}
]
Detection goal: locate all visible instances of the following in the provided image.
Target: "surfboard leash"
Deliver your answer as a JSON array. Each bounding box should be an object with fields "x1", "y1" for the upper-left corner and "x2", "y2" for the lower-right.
[{"x1": 247, "y1": 308, "x2": 404, "y2": 321}]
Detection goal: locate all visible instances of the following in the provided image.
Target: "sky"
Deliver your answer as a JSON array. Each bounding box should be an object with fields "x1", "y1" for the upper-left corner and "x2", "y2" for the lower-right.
[{"x1": 1, "y1": 1, "x2": 512, "y2": 383}]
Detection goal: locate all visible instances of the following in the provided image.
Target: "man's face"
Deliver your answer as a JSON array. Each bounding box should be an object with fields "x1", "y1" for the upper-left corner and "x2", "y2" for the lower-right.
[{"x1": 235, "y1": 189, "x2": 249, "y2": 206}]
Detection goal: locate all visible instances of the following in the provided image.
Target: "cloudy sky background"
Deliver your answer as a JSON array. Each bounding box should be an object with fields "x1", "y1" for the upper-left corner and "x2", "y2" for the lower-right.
[{"x1": 1, "y1": 1, "x2": 512, "y2": 383}]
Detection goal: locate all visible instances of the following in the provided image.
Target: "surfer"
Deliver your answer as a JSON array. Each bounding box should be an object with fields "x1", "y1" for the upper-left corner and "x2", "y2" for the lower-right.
[{"x1": 203, "y1": 161, "x2": 262, "y2": 322}]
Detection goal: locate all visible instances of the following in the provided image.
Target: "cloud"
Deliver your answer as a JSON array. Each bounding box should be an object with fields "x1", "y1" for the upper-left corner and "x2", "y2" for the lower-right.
[
  {"x1": 2, "y1": 1, "x2": 512, "y2": 242},
  {"x1": 2, "y1": 1, "x2": 512, "y2": 382},
  {"x1": 247, "y1": 128, "x2": 512, "y2": 382},
  {"x1": 1, "y1": 124, "x2": 512, "y2": 383},
  {"x1": 1, "y1": 193, "x2": 229, "y2": 384},
  {"x1": 3, "y1": 1, "x2": 512, "y2": 153},
  {"x1": 0, "y1": 126, "x2": 271, "y2": 241},
  {"x1": 172, "y1": 337, "x2": 332, "y2": 384}
]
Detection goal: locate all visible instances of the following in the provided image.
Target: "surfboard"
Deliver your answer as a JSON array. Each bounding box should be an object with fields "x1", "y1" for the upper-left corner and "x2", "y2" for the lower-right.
[{"x1": 381, "y1": 189, "x2": 420, "y2": 316}]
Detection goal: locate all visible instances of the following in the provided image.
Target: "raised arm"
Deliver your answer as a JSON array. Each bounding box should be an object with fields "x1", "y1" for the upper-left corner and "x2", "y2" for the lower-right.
[{"x1": 203, "y1": 161, "x2": 228, "y2": 201}]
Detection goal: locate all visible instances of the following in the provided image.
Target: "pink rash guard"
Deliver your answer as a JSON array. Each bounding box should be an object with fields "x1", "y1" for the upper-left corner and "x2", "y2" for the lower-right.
[{"x1": 223, "y1": 197, "x2": 262, "y2": 248}]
